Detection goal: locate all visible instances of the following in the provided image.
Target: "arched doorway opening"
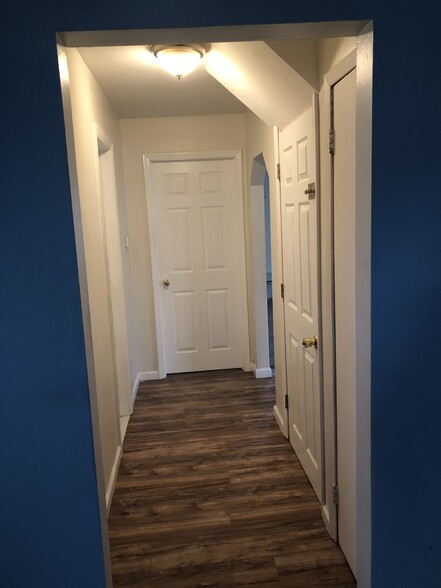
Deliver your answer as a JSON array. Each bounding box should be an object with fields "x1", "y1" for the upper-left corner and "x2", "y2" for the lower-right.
[{"x1": 249, "y1": 153, "x2": 273, "y2": 378}]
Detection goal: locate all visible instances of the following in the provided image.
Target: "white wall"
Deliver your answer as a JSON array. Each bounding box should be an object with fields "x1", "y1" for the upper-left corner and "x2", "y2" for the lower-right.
[
  {"x1": 119, "y1": 114, "x2": 247, "y2": 378},
  {"x1": 66, "y1": 48, "x2": 127, "y2": 501},
  {"x1": 267, "y1": 39, "x2": 319, "y2": 90}
]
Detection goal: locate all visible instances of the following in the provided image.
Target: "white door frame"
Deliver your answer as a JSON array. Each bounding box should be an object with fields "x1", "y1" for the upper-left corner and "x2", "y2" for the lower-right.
[
  {"x1": 318, "y1": 29, "x2": 373, "y2": 585},
  {"x1": 143, "y1": 150, "x2": 251, "y2": 378},
  {"x1": 93, "y1": 124, "x2": 132, "y2": 419},
  {"x1": 319, "y1": 50, "x2": 358, "y2": 541},
  {"x1": 60, "y1": 21, "x2": 372, "y2": 588}
]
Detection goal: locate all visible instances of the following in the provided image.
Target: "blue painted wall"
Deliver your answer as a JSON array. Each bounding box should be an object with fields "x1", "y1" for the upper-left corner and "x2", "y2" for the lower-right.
[{"x1": 1, "y1": 1, "x2": 440, "y2": 586}]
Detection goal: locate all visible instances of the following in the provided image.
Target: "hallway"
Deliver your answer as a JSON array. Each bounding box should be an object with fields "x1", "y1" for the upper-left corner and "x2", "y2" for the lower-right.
[{"x1": 108, "y1": 370, "x2": 355, "y2": 586}]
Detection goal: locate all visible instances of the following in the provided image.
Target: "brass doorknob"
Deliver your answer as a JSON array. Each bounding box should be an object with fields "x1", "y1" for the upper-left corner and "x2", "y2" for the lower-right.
[
  {"x1": 302, "y1": 336, "x2": 318, "y2": 349},
  {"x1": 162, "y1": 278, "x2": 170, "y2": 288}
]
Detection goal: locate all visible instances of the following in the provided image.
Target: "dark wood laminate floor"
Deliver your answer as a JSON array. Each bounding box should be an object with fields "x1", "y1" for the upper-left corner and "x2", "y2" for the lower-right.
[{"x1": 108, "y1": 370, "x2": 356, "y2": 587}]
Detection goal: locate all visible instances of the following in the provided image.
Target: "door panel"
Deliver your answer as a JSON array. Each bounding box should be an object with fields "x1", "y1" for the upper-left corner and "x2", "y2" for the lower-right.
[
  {"x1": 280, "y1": 104, "x2": 322, "y2": 501},
  {"x1": 150, "y1": 157, "x2": 244, "y2": 374},
  {"x1": 202, "y1": 206, "x2": 226, "y2": 269},
  {"x1": 173, "y1": 291, "x2": 197, "y2": 352},
  {"x1": 168, "y1": 208, "x2": 192, "y2": 271},
  {"x1": 206, "y1": 289, "x2": 229, "y2": 349},
  {"x1": 299, "y1": 202, "x2": 313, "y2": 318},
  {"x1": 289, "y1": 334, "x2": 303, "y2": 443}
]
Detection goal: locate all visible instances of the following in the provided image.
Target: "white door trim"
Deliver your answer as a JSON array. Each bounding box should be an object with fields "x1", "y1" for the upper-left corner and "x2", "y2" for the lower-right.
[
  {"x1": 353, "y1": 26, "x2": 373, "y2": 585},
  {"x1": 319, "y1": 30, "x2": 372, "y2": 586},
  {"x1": 57, "y1": 43, "x2": 113, "y2": 588},
  {"x1": 143, "y1": 150, "x2": 251, "y2": 378},
  {"x1": 319, "y1": 52, "x2": 357, "y2": 541},
  {"x1": 272, "y1": 127, "x2": 289, "y2": 438},
  {"x1": 324, "y1": 50, "x2": 357, "y2": 86},
  {"x1": 59, "y1": 23, "x2": 372, "y2": 588},
  {"x1": 93, "y1": 123, "x2": 132, "y2": 418}
]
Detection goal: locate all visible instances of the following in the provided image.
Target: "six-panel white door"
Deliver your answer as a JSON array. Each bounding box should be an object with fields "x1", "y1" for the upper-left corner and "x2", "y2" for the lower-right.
[
  {"x1": 149, "y1": 156, "x2": 244, "y2": 374},
  {"x1": 279, "y1": 104, "x2": 323, "y2": 501}
]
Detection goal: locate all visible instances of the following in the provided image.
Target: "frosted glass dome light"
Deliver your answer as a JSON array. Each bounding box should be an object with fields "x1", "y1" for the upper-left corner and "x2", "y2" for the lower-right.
[{"x1": 152, "y1": 44, "x2": 206, "y2": 79}]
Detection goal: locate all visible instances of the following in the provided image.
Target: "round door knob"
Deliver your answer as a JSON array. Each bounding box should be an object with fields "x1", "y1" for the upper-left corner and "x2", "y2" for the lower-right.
[
  {"x1": 162, "y1": 278, "x2": 170, "y2": 288},
  {"x1": 302, "y1": 336, "x2": 318, "y2": 349}
]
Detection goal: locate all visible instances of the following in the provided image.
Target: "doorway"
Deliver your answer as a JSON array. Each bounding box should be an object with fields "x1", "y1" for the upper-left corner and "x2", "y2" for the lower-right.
[
  {"x1": 264, "y1": 171, "x2": 274, "y2": 371},
  {"x1": 250, "y1": 153, "x2": 273, "y2": 378},
  {"x1": 96, "y1": 127, "x2": 132, "y2": 435},
  {"x1": 59, "y1": 22, "x2": 372, "y2": 588}
]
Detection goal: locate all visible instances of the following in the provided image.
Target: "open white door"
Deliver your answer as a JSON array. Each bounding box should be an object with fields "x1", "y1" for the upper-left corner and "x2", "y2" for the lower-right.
[
  {"x1": 146, "y1": 152, "x2": 249, "y2": 375},
  {"x1": 279, "y1": 101, "x2": 323, "y2": 501}
]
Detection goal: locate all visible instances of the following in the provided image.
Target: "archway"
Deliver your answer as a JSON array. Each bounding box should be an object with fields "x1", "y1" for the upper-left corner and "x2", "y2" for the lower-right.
[{"x1": 249, "y1": 153, "x2": 273, "y2": 378}]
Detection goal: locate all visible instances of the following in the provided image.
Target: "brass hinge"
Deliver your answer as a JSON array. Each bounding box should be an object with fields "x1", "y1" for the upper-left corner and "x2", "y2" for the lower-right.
[
  {"x1": 329, "y1": 128, "x2": 335, "y2": 155},
  {"x1": 281, "y1": 283, "x2": 284, "y2": 299},
  {"x1": 277, "y1": 163, "x2": 281, "y2": 181},
  {"x1": 285, "y1": 394, "x2": 289, "y2": 409},
  {"x1": 332, "y1": 484, "x2": 339, "y2": 505}
]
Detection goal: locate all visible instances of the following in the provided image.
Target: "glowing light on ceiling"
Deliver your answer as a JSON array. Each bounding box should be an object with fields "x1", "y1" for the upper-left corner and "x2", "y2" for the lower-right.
[{"x1": 151, "y1": 44, "x2": 206, "y2": 79}]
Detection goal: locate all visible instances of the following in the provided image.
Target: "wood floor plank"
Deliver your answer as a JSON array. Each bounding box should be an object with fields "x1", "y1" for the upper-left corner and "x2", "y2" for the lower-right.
[
  {"x1": 141, "y1": 557, "x2": 280, "y2": 588},
  {"x1": 108, "y1": 369, "x2": 355, "y2": 586}
]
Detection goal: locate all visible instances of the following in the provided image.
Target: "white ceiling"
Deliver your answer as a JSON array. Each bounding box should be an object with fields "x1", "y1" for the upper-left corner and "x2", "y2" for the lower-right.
[
  {"x1": 79, "y1": 45, "x2": 248, "y2": 119},
  {"x1": 78, "y1": 39, "x2": 325, "y2": 120},
  {"x1": 205, "y1": 42, "x2": 315, "y2": 129}
]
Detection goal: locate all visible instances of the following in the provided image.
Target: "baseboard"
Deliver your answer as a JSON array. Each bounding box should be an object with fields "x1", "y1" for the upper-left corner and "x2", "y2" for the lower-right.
[
  {"x1": 138, "y1": 370, "x2": 160, "y2": 381},
  {"x1": 250, "y1": 362, "x2": 273, "y2": 379},
  {"x1": 255, "y1": 367, "x2": 273, "y2": 379},
  {"x1": 106, "y1": 444, "x2": 122, "y2": 515},
  {"x1": 132, "y1": 370, "x2": 159, "y2": 405},
  {"x1": 273, "y1": 404, "x2": 288, "y2": 438}
]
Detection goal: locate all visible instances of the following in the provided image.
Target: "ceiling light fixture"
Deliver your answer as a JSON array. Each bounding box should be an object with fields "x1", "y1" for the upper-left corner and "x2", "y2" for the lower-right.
[{"x1": 151, "y1": 44, "x2": 206, "y2": 79}]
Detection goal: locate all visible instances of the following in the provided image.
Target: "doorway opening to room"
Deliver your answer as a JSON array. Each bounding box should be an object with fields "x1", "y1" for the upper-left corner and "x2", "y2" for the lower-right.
[
  {"x1": 249, "y1": 153, "x2": 274, "y2": 378},
  {"x1": 264, "y1": 171, "x2": 274, "y2": 371},
  {"x1": 58, "y1": 20, "x2": 372, "y2": 587}
]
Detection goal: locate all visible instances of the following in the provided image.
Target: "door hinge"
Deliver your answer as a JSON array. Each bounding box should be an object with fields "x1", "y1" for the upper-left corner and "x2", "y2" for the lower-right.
[
  {"x1": 329, "y1": 128, "x2": 335, "y2": 155},
  {"x1": 332, "y1": 484, "x2": 339, "y2": 506},
  {"x1": 285, "y1": 394, "x2": 289, "y2": 409},
  {"x1": 277, "y1": 163, "x2": 281, "y2": 181},
  {"x1": 281, "y1": 283, "x2": 284, "y2": 299}
]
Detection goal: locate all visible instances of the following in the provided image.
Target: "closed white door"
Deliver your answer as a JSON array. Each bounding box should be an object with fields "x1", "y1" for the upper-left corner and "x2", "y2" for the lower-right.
[
  {"x1": 279, "y1": 104, "x2": 322, "y2": 501},
  {"x1": 333, "y1": 67, "x2": 357, "y2": 575},
  {"x1": 148, "y1": 155, "x2": 245, "y2": 374}
]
